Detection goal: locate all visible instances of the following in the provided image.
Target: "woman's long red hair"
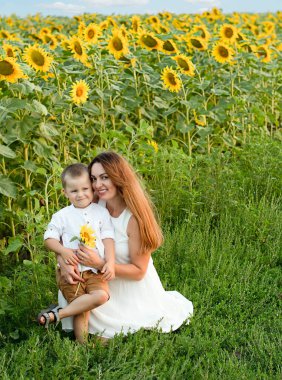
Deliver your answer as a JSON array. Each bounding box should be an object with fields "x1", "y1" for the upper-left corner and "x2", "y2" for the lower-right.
[{"x1": 89, "y1": 152, "x2": 163, "y2": 254}]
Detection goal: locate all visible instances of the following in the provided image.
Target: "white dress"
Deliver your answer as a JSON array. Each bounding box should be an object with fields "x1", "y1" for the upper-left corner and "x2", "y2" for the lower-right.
[{"x1": 59, "y1": 208, "x2": 193, "y2": 338}]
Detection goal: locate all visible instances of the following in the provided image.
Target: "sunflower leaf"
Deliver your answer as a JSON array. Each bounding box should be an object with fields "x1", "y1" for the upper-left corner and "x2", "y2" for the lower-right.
[
  {"x1": 0, "y1": 144, "x2": 16, "y2": 159},
  {"x1": 0, "y1": 175, "x2": 17, "y2": 198}
]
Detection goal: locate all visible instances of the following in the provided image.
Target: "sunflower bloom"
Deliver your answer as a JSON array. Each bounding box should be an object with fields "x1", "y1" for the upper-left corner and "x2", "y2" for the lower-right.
[
  {"x1": 70, "y1": 80, "x2": 90, "y2": 105},
  {"x1": 24, "y1": 45, "x2": 53, "y2": 72},
  {"x1": 80, "y1": 224, "x2": 96, "y2": 248},
  {"x1": 172, "y1": 55, "x2": 195, "y2": 77},
  {"x1": 84, "y1": 23, "x2": 101, "y2": 44},
  {"x1": 219, "y1": 24, "x2": 238, "y2": 44},
  {"x1": 191, "y1": 25, "x2": 211, "y2": 41},
  {"x1": 108, "y1": 31, "x2": 129, "y2": 60},
  {"x1": 161, "y1": 66, "x2": 182, "y2": 93},
  {"x1": 77, "y1": 21, "x2": 86, "y2": 38},
  {"x1": 255, "y1": 45, "x2": 272, "y2": 63},
  {"x1": 0, "y1": 56, "x2": 25, "y2": 83},
  {"x1": 118, "y1": 55, "x2": 137, "y2": 68},
  {"x1": 212, "y1": 42, "x2": 234, "y2": 64},
  {"x1": 131, "y1": 15, "x2": 141, "y2": 33},
  {"x1": 193, "y1": 110, "x2": 206, "y2": 127},
  {"x1": 187, "y1": 36, "x2": 208, "y2": 51},
  {"x1": 68, "y1": 36, "x2": 88, "y2": 64},
  {"x1": 41, "y1": 33, "x2": 58, "y2": 49},
  {"x1": 139, "y1": 32, "x2": 162, "y2": 51},
  {"x1": 148, "y1": 140, "x2": 158, "y2": 152},
  {"x1": 3, "y1": 43, "x2": 17, "y2": 58},
  {"x1": 161, "y1": 39, "x2": 179, "y2": 55},
  {"x1": 0, "y1": 29, "x2": 12, "y2": 39}
]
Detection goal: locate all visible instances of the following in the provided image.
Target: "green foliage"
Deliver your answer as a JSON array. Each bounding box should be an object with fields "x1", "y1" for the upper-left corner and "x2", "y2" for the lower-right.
[{"x1": 0, "y1": 137, "x2": 281, "y2": 378}]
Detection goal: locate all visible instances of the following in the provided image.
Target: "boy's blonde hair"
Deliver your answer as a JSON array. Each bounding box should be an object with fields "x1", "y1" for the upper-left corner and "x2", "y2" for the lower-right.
[{"x1": 61, "y1": 163, "x2": 88, "y2": 188}]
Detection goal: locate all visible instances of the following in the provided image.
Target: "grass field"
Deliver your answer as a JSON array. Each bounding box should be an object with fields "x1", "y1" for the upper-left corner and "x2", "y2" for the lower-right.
[{"x1": 1, "y1": 136, "x2": 281, "y2": 379}]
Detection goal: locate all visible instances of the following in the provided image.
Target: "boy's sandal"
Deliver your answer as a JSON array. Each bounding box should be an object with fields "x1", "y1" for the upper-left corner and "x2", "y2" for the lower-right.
[{"x1": 37, "y1": 304, "x2": 62, "y2": 328}]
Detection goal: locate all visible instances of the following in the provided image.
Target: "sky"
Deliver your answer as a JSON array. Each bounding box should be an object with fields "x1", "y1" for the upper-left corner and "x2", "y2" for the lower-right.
[{"x1": 0, "y1": 0, "x2": 281, "y2": 18}]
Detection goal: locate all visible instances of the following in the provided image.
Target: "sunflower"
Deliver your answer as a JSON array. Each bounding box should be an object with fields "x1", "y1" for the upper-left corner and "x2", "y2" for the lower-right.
[
  {"x1": 99, "y1": 20, "x2": 109, "y2": 31},
  {"x1": 131, "y1": 15, "x2": 141, "y2": 33},
  {"x1": 193, "y1": 110, "x2": 206, "y2": 127},
  {"x1": 161, "y1": 39, "x2": 179, "y2": 55},
  {"x1": 107, "y1": 30, "x2": 129, "y2": 60},
  {"x1": 0, "y1": 29, "x2": 12, "y2": 39},
  {"x1": 159, "y1": 11, "x2": 172, "y2": 21},
  {"x1": 41, "y1": 33, "x2": 58, "y2": 49},
  {"x1": 161, "y1": 66, "x2": 182, "y2": 93},
  {"x1": 262, "y1": 21, "x2": 275, "y2": 34},
  {"x1": 68, "y1": 36, "x2": 88, "y2": 64},
  {"x1": 147, "y1": 140, "x2": 158, "y2": 152},
  {"x1": 172, "y1": 55, "x2": 195, "y2": 77},
  {"x1": 2, "y1": 43, "x2": 17, "y2": 58},
  {"x1": 119, "y1": 25, "x2": 128, "y2": 40},
  {"x1": 80, "y1": 224, "x2": 96, "y2": 248},
  {"x1": 139, "y1": 31, "x2": 162, "y2": 51},
  {"x1": 84, "y1": 23, "x2": 101, "y2": 44},
  {"x1": 70, "y1": 80, "x2": 90, "y2": 105},
  {"x1": 60, "y1": 35, "x2": 70, "y2": 50},
  {"x1": 191, "y1": 25, "x2": 210, "y2": 41},
  {"x1": 118, "y1": 55, "x2": 136, "y2": 68},
  {"x1": 0, "y1": 56, "x2": 25, "y2": 83},
  {"x1": 255, "y1": 45, "x2": 272, "y2": 63},
  {"x1": 158, "y1": 23, "x2": 170, "y2": 34},
  {"x1": 147, "y1": 15, "x2": 160, "y2": 25},
  {"x1": 77, "y1": 21, "x2": 86, "y2": 38},
  {"x1": 187, "y1": 36, "x2": 208, "y2": 51},
  {"x1": 24, "y1": 45, "x2": 53, "y2": 72},
  {"x1": 219, "y1": 24, "x2": 238, "y2": 43},
  {"x1": 212, "y1": 42, "x2": 234, "y2": 64}
]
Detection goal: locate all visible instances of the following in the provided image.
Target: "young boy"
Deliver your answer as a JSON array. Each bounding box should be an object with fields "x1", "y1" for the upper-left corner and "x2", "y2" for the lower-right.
[{"x1": 38, "y1": 163, "x2": 115, "y2": 343}]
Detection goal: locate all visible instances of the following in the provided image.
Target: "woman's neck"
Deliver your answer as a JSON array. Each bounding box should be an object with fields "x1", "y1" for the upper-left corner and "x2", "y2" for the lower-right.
[{"x1": 106, "y1": 197, "x2": 126, "y2": 218}]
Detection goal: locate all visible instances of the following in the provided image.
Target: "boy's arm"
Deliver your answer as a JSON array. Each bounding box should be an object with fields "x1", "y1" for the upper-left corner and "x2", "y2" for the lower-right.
[
  {"x1": 101, "y1": 238, "x2": 115, "y2": 281},
  {"x1": 45, "y1": 238, "x2": 80, "y2": 266}
]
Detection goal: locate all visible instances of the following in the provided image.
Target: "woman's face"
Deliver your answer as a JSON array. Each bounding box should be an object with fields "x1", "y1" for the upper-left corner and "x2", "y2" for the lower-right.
[{"x1": 90, "y1": 162, "x2": 118, "y2": 201}]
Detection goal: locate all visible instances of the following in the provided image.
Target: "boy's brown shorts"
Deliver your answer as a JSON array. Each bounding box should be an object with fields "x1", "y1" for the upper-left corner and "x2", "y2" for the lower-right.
[{"x1": 56, "y1": 269, "x2": 109, "y2": 304}]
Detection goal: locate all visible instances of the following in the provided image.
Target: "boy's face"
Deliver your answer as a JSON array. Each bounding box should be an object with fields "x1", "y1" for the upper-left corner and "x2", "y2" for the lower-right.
[{"x1": 63, "y1": 173, "x2": 93, "y2": 208}]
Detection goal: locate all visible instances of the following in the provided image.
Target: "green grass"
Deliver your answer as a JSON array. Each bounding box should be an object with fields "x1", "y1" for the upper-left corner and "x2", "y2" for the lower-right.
[{"x1": 0, "y1": 137, "x2": 281, "y2": 379}]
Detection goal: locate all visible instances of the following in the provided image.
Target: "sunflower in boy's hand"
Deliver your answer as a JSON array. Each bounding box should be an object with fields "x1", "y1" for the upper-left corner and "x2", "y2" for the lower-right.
[
  {"x1": 70, "y1": 224, "x2": 96, "y2": 249},
  {"x1": 80, "y1": 224, "x2": 96, "y2": 248}
]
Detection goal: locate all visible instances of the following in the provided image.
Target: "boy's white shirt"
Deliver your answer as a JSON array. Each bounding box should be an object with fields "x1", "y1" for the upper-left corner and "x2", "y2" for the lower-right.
[{"x1": 44, "y1": 202, "x2": 115, "y2": 273}]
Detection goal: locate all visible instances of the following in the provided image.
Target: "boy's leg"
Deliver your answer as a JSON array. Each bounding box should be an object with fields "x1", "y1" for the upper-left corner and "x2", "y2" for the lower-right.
[
  {"x1": 74, "y1": 311, "x2": 90, "y2": 344},
  {"x1": 59, "y1": 289, "x2": 108, "y2": 320},
  {"x1": 38, "y1": 290, "x2": 108, "y2": 325}
]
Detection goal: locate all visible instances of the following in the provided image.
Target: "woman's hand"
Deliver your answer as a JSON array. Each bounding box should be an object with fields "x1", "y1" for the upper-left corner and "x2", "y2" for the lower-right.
[
  {"x1": 77, "y1": 245, "x2": 105, "y2": 270},
  {"x1": 57, "y1": 256, "x2": 84, "y2": 284}
]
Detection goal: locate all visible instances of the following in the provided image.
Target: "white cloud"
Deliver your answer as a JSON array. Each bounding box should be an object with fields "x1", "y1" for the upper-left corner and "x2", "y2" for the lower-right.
[
  {"x1": 83, "y1": 0, "x2": 149, "y2": 7},
  {"x1": 42, "y1": 2, "x2": 86, "y2": 14}
]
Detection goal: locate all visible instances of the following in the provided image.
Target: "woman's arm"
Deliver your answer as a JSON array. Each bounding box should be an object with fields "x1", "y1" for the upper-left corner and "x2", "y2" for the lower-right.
[
  {"x1": 115, "y1": 216, "x2": 151, "y2": 281},
  {"x1": 78, "y1": 216, "x2": 151, "y2": 281},
  {"x1": 100, "y1": 238, "x2": 115, "y2": 281}
]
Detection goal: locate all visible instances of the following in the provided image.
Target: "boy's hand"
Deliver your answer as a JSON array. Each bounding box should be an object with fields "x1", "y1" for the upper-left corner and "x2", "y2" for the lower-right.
[
  {"x1": 61, "y1": 248, "x2": 80, "y2": 266},
  {"x1": 101, "y1": 262, "x2": 115, "y2": 281}
]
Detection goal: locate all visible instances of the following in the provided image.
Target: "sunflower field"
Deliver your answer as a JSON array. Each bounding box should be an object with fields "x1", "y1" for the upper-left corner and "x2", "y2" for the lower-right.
[{"x1": 0, "y1": 8, "x2": 282, "y2": 379}]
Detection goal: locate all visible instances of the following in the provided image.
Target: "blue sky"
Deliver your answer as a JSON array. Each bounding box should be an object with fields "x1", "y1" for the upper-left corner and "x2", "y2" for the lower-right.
[{"x1": 1, "y1": 0, "x2": 281, "y2": 18}]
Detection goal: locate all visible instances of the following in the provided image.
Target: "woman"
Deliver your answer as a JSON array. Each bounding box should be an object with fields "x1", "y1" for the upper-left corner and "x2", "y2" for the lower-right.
[{"x1": 57, "y1": 152, "x2": 193, "y2": 338}]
